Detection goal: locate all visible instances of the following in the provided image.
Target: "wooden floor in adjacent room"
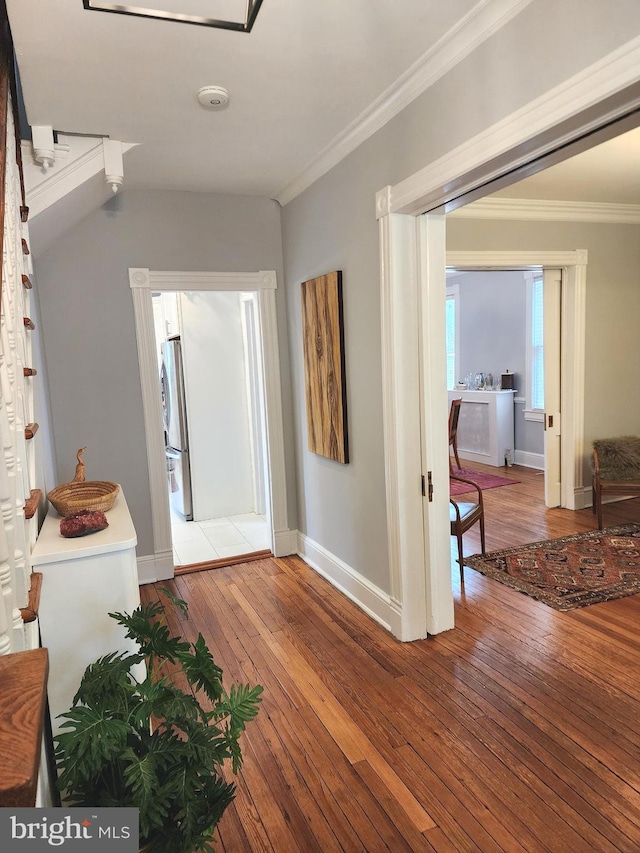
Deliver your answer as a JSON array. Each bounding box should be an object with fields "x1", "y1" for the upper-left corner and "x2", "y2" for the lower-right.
[{"x1": 142, "y1": 464, "x2": 640, "y2": 852}]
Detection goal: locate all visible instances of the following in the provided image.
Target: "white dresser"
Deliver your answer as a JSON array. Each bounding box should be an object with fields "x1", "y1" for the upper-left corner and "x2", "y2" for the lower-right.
[
  {"x1": 31, "y1": 489, "x2": 141, "y2": 736},
  {"x1": 448, "y1": 389, "x2": 516, "y2": 468}
]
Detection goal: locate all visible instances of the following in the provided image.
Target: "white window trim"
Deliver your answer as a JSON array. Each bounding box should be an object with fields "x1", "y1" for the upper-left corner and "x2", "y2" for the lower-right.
[
  {"x1": 524, "y1": 271, "x2": 544, "y2": 422},
  {"x1": 445, "y1": 282, "x2": 459, "y2": 390}
]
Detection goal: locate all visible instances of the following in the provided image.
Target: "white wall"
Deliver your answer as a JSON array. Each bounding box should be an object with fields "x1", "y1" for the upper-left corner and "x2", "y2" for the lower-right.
[{"x1": 179, "y1": 291, "x2": 254, "y2": 520}]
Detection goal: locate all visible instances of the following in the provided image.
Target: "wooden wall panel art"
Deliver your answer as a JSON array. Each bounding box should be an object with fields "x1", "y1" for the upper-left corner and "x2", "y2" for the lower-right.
[{"x1": 301, "y1": 271, "x2": 348, "y2": 463}]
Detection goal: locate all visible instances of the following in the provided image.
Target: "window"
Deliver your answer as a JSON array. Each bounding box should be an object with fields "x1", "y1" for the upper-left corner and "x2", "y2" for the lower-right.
[
  {"x1": 525, "y1": 272, "x2": 544, "y2": 420},
  {"x1": 445, "y1": 284, "x2": 459, "y2": 390}
]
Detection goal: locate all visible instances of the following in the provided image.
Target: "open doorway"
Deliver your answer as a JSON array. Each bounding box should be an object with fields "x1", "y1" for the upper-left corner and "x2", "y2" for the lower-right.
[
  {"x1": 152, "y1": 290, "x2": 271, "y2": 569},
  {"x1": 377, "y1": 71, "x2": 640, "y2": 639},
  {"x1": 130, "y1": 268, "x2": 293, "y2": 585}
]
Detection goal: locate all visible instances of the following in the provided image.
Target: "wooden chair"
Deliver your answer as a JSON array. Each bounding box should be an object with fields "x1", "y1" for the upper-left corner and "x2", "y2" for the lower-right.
[
  {"x1": 592, "y1": 437, "x2": 640, "y2": 529},
  {"x1": 450, "y1": 474, "x2": 486, "y2": 581},
  {"x1": 449, "y1": 398, "x2": 462, "y2": 473}
]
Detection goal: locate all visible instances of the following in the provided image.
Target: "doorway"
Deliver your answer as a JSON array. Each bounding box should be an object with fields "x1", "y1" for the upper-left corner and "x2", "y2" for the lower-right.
[
  {"x1": 444, "y1": 264, "x2": 565, "y2": 510},
  {"x1": 377, "y1": 66, "x2": 640, "y2": 640},
  {"x1": 152, "y1": 289, "x2": 271, "y2": 569},
  {"x1": 130, "y1": 268, "x2": 294, "y2": 584}
]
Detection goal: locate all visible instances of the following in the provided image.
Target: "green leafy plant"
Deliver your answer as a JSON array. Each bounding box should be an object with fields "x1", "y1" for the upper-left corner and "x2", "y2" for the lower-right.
[{"x1": 54, "y1": 588, "x2": 262, "y2": 852}]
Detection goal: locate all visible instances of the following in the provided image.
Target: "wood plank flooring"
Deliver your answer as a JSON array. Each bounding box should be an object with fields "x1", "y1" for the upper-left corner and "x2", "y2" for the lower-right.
[{"x1": 142, "y1": 464, "x2": 640, "y2": 851}]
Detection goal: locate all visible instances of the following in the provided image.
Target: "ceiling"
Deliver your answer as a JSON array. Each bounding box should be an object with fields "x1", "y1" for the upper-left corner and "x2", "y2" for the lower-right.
[
  {"x1": 488, "y1": 124, "x2": 640, "y2": 205},
  {"x1": 7, "y1": 1, "x2": 640, "y2": 208},
  {"x1": 7, "y1": 0, "x2": 483, "y2": 199}
]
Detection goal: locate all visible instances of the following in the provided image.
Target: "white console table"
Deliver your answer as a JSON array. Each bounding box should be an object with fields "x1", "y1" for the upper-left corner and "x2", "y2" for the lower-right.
[
  {"x1": 448, "y1": 390, "x2": 516, "y2": 468},
  {"x1": 31, "y1": 489, "x2": 141, "y2": 736}
]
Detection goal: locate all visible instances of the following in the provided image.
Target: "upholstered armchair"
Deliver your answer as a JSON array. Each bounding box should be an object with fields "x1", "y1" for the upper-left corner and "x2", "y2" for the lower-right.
[{"x1": 591, "y1": 436, "x2": 640, "y2": 529}]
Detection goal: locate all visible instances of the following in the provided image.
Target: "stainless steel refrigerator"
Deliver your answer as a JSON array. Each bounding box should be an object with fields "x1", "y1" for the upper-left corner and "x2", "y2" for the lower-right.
[{"x1": 161, "y1": 336, "x2": 193, "y2": 520}]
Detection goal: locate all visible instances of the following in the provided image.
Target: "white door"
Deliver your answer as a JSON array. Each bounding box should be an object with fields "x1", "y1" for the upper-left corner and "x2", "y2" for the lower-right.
[{"x1": 543, "y1": 269, "x2": 562, "y2": 506}]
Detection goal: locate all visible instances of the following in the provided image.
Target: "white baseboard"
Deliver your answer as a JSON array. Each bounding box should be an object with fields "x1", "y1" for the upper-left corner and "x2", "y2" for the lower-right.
[
  {"x1": 273, "y1": 527, "x2": 298, "y2": 557},
  {"x1": 514, "y1": 450, "x2": 544, "y2": 469},
  {"x1": 296, "y1": 532, "x2": 394, "y2": 633},
  {"x1": 137, "y1": 550, "x2": 174, "y2": 585}
]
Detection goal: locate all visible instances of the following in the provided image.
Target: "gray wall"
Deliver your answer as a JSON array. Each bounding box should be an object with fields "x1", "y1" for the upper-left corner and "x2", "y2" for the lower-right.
[
  {"x1": 34, "y1": 190, "x2": 295, "y2": 557},
  {"x1": 453, "y1": 270, "x2": 526, "y2": 390},
  {"x1": 281, "y1": 1, "x2": 640, "y2": 593},
  {"x1": 451, "y1": 270, "x2": 544, "y2": 458}
]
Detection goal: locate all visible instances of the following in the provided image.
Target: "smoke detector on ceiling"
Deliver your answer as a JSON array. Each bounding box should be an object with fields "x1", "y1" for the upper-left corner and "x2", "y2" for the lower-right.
[{"x1": 197, "y1": 86, "x2": 230, "y2": 110}]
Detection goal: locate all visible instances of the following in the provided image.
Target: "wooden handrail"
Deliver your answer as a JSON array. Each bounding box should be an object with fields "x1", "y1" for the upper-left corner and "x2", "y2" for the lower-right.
[
  {"x1": 23, "y1": 367, "x2": 37, "y2": 377},
  {"x1": 21, "y1": 237, "x2": 28, "y2": 255},
  {"x1": 24, "y1": 423, "x2": 38, "y2": 440},
  {"x1": 21, "y1": 274, "x2": 32, "y2": 289},
  {"x1": 23, "y1": 488, "x2": 41, "y2": 520},
  {"x1": 0, "y1": 647, "x2": 49, "y2": 806},
  {"x1": 23, "y1": 317, "x2": 34, "y2": 330},
  {"x1": 20, "y1": 573, "x2": 42, "y2": 624}
]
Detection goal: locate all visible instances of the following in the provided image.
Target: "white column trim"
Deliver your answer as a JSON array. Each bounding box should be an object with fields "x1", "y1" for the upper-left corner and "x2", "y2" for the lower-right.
[
  {"x1": 256, "y1": 287, "x2": 291, "y2": 557},
  {"x1": 379, "y1": 213, "x2": 429, "y2": 640},
  {"x1": 418, "y1": 215, "x2": 455, "y2": 635},
  {"x1": 130, "y1": 274, "x2": 173, "y2": 565},
  {"x1": 129, "y1": 268, "x2": 292, "y2": 581}
]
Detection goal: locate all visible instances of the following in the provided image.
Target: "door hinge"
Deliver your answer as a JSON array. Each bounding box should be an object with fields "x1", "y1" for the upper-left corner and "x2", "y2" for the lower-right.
[{"x1": 422, "y1": 472, "x2": 433, "y2": 501}]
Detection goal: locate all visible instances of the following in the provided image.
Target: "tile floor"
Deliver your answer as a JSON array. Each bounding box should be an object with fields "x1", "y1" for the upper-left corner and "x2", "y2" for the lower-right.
[{"x1": 171, "y1": 511, "x2": 270, "y2": 566}]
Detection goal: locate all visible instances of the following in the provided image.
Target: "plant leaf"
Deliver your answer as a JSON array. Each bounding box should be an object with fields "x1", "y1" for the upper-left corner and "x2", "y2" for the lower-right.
[
  {"x1": 177, "y1": 633, "x2": 224, "y2": 703},
  {"x1": 214, "y1": 683, "x2": 263, "y2": 737}
]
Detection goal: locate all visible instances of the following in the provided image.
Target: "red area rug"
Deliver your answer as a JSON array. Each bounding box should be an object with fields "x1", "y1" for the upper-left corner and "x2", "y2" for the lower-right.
[
  {"x1": 450, "y1": 467, "x2": 520, "y2": 495},
  {"x1": 465, "y1": 524, "x2": 640, "y2": 611}
]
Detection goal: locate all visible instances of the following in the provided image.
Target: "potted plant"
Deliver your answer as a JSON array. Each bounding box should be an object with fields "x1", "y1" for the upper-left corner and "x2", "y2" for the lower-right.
[{"x1": 54, "y1": 588, "x2": 262, "y2": 852}]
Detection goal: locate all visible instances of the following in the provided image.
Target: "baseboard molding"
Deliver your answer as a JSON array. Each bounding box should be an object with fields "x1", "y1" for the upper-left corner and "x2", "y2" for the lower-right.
[
  {"x1": 296, "y1": 533, "x2": 394, "y2": 633},
  {"x1": 137, "y1": 551, "x2": 174, "y2": 585},
  {"x1": 577, "y1": 487, "x2": 637, "y2": 511},
  {"x1": 514, "y1": 450, "x2": 544, "y2": 469}
]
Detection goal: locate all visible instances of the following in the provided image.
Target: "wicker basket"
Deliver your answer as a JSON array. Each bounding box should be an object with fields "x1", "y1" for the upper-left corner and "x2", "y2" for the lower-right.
[
  {"x1": 47, "y1": 448, "x2": 119, "y2": 517},
  {"x1": 47, "y1": 480, "x2": 120, "y2": 517}
]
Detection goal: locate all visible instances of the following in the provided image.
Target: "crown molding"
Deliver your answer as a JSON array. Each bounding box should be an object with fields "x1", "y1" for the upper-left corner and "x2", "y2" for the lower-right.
[
  {"x1": 449, "y1": 197, "x2": 640, "y2": 223},
  {"x1": 274, "y1": 0, "x2": 534, "y2": 206}
]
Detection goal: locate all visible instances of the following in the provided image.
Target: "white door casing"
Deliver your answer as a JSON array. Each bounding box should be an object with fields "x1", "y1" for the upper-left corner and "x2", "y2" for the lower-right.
[
  {"x1": 543, "y1": 268, "x2": 562, "y2": 507},
  {"x1": 130, "y1": 269, "x2": 293, "y2": 582},
  {"x1": 376, "y1": 38, "x2": 640, "y2": 640}
]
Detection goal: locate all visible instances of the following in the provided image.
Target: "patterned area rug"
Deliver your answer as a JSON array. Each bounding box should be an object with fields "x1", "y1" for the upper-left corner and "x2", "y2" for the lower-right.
[
  {"x1": 465, "y1": 524, "x2": 640, "y2": 611},
  {"x1": 450, "y1": 467, "x2": 520, "y2": 495}
]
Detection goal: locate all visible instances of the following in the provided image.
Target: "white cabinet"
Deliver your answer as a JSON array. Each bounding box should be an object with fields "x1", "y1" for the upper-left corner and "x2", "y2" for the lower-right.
[
  {"x1": 448, "y1": 390, "x2": 516, "y2": 468},
  {"x1": 31, "y1": 490, "x2": 141, "y2": 736}
]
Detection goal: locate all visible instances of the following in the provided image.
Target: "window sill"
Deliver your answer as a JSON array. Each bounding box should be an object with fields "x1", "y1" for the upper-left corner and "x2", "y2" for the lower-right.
[{"x1": 524, "y1": 409, "x2": 544, "y2": 423}]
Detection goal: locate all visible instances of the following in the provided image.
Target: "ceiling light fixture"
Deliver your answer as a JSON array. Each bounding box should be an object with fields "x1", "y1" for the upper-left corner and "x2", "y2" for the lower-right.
[{"x1": 82, "y1": 1, "x2": 265, "y2": 32}]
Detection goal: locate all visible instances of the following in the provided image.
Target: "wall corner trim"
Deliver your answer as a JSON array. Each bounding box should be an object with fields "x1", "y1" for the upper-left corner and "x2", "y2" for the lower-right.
[{"x1": 137, "y1": 551, "x2": 173, "y2": 585}]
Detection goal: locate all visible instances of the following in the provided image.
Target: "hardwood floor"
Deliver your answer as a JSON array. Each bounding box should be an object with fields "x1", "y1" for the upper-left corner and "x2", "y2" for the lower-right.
[{"x1": 142, "y1": 465, "x2": 640, "y2": 851}]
